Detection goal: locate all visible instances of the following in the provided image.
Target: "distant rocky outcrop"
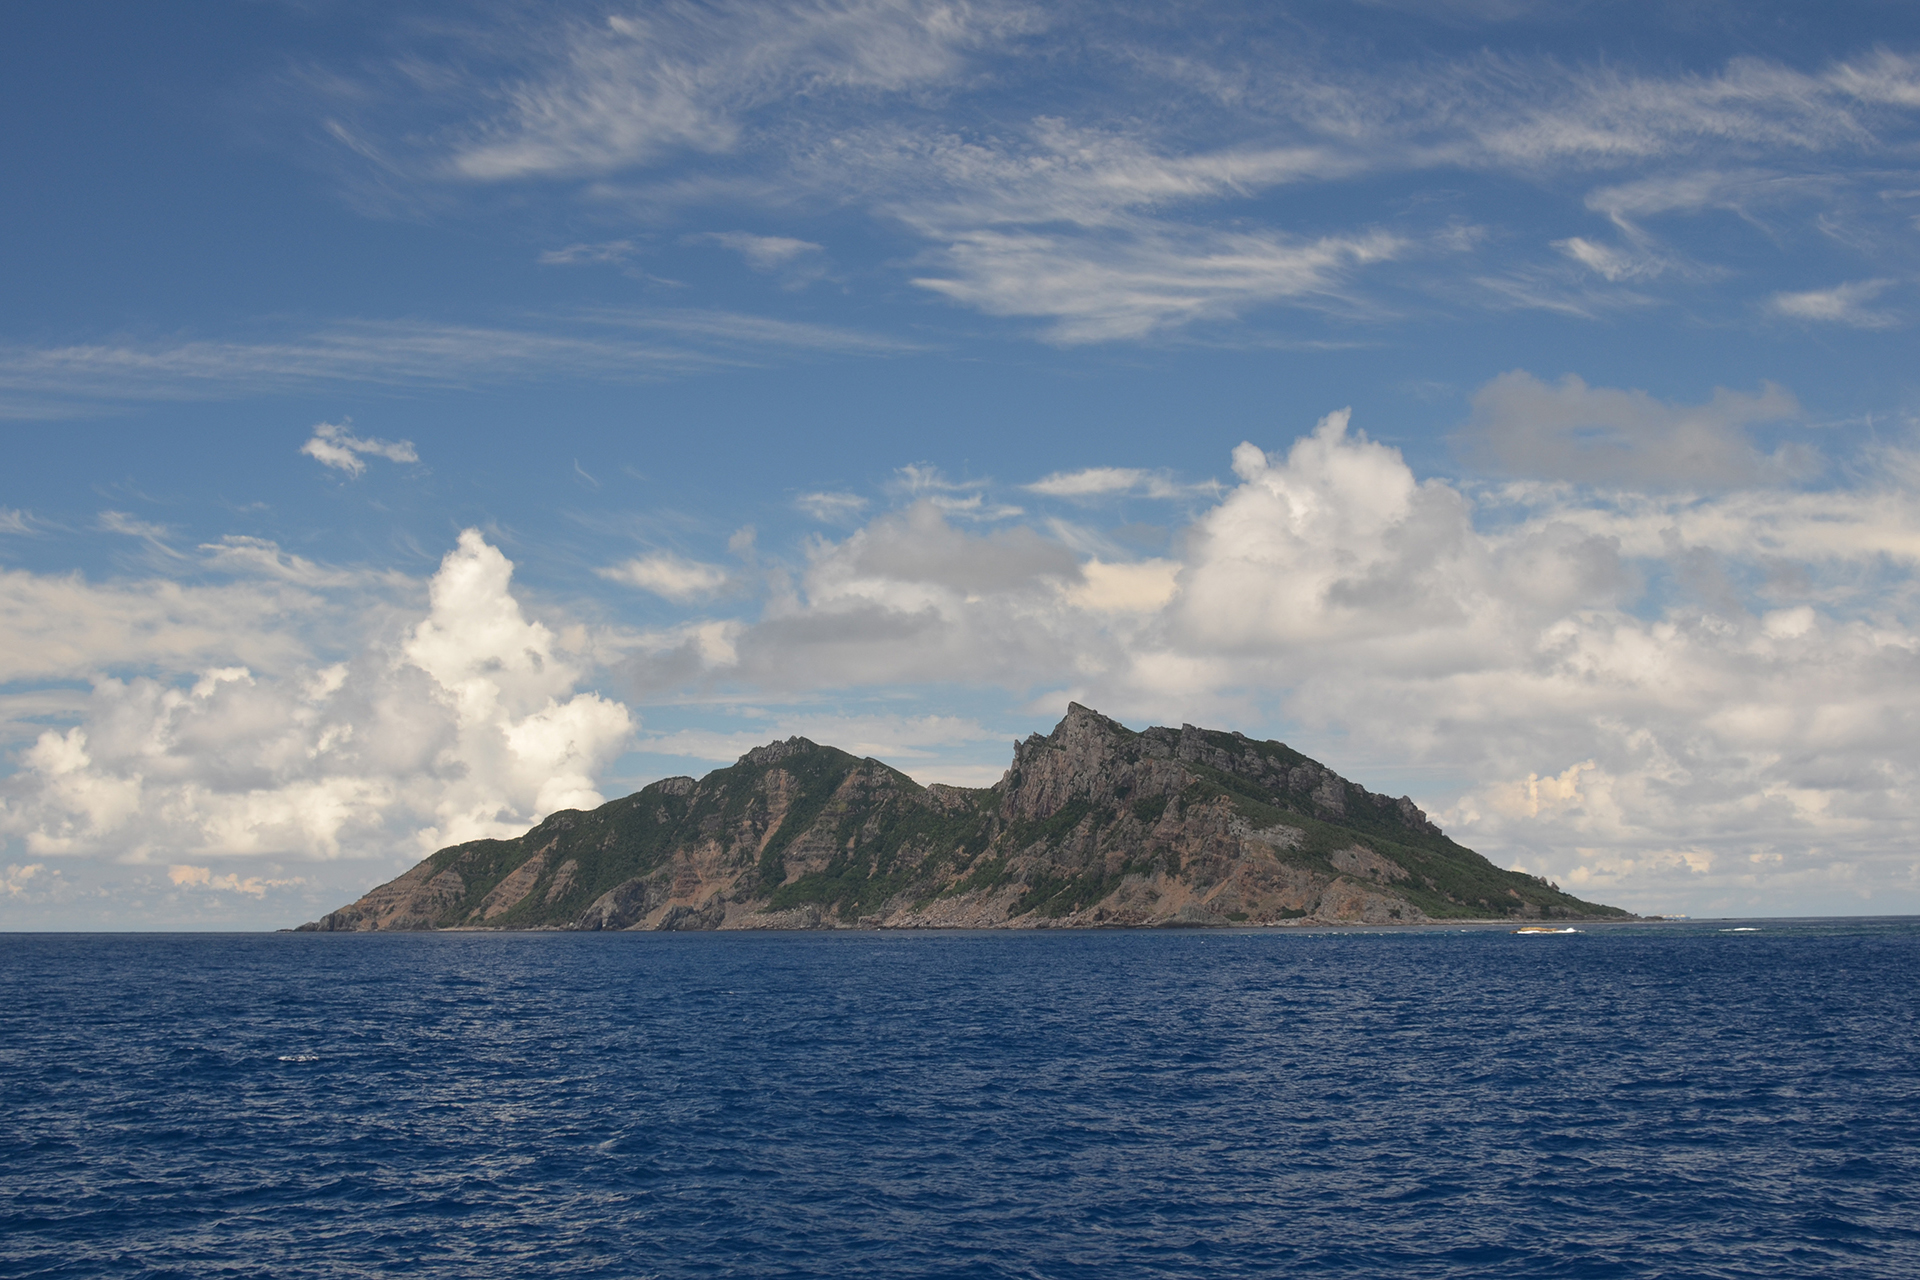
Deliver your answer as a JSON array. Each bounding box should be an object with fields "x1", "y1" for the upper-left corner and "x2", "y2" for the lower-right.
[{"x1": 297, "y1": 704, "x2": 1626, "y2": 932}]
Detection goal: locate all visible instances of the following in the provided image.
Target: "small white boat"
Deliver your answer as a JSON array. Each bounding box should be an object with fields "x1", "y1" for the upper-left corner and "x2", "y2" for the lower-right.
[{"x1": 1512, "y1": 926, "x2": 1581, "y2": 934}]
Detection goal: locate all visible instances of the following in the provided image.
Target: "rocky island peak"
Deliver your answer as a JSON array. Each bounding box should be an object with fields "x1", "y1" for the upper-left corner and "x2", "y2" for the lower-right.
[{"x1": 297, "y1": 704, "x2": 1625, "y2": 932}]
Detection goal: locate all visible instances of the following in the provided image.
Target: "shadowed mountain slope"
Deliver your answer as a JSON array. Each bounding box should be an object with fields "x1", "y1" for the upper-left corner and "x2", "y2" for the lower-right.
[{"x1": 297, "y1": 704, "x2": 1626, "y2": 931}]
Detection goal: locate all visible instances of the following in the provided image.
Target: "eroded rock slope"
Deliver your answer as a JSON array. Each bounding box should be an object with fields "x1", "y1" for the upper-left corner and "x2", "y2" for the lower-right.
[{"x1": 298, "y1": 704, "x2": 1625, "y2": 931}]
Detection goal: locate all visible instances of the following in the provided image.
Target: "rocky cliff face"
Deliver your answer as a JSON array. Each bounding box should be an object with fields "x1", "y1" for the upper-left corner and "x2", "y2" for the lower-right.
[{"x1": 297, "y1": 704, "x2": 1625, "y2": 931}]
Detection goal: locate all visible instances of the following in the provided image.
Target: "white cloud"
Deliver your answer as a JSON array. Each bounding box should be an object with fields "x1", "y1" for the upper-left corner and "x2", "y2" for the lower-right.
[
  {"x1": 0, "y1": 531, "x2": 633, "y2": 862},
  {"x1": 297, "y1": 14, "x2": 1920, "y2": 346},
  {"x1": 0, "y1": 311, "x2": 916, "y2": 415},
  {"x1": 0, "y1": 558, "x2": 328, "y2": 685},
  {"x1": 1457, "y1": 371, "x2": 1812, "y2": 488},
  {"x1": 168, "y1": 863, "x2": 308, "y2": 898},
  {"x1": 888, "y1": 464, "x2": 1024, "y2": 518},
  {"x1": 97, "y1": 510, "x2": 178, "y2": 550},
  {"x1": 609, "y1": 387, "x2": 1920, "y2": 912},
  {"x1": 3, "y1": 862, "x2": 45, "y2": 896},
  {"x1": 624, "y1": 499, "x2": 1106, "y2": 694},
  {"x1": 1552, "y1": 236, "x2": 1677, "y2": 283},
  {"x1": 1164, "y1": 420, "x2": 1920, "y2": 908},
  {"x1": 1583, "y1": 168, "x2": 1827, "y2": 226},
  {"x1": 1028, "y1": 467, "x2": 1149, "y2": 497},
  {"x1": 441, "y1": 0, "x2": 1030, "y2": 180},
  {"x1": 587, "y1": 308, "x2": 921, "y2": 353},
  {"x1": 1826, "y1": 49, "x2": 1920, "y2": 108},
  {"x1": 795, "y1": 491, "x2": 868, "y2": 522},
  {"x1": 1767, "y1": 279, "x2": 1899, "y2": 328},
  {"x1": 398, "y1": 532, "x2": 634, "y2": 843},
  {"x1": 684, "y1": 231, "x2": 830, "y2": 289},
  {"x1": 689, "y1": 231, "x2": 822, "y2": 269},
  {"x1": 599, "y1": 552, "x2": 731, "y2": 601},
  {"x1": 911, "y1": 224, "x2": 1405, "y2": 343},
  {"x1": 13, "y1": 386, "x2": 1920, "y2": 910},
  {"x1": 1065, "y1": 559, "x2": 1181, "y2": 613},
  {"x1": 1460, "y1": 57, "x2": 1874, "y2": 165},
  {"x1": 300, "y1": 419, "x2": 419, "y2": 476},
  {"x1": 196, "y1": 536, "x2": 364, "y2": 588},
  {"x1": 539, "y1": 239, "x2": 637, "y2": 264},
  {"x1": 871, "y1": 49, "x2": 1919, "y2": 338},
  {"x1": 1026, "y1": 466, "x2": 1210, "y2": 500}
]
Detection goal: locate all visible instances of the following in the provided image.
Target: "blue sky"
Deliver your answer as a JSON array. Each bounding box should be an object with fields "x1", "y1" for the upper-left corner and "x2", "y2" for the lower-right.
[{"x1": 5, "y1": 0, "x2": 1920, "y2": 926}]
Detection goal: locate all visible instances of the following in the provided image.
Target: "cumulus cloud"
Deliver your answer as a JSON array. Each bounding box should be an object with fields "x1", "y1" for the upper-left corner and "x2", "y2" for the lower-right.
[
  {"x1": 14, "y1": 378, "x2": 1920, "y2": 911},
  {"x1": 1457, "y1": 371, "x2": 1812, "y2": 488},
  {"x1": 599, "y1": 552, "x2": 731, "y2": 600},
  {"x1": 300, "y1": 419, "x2": 419, "y2": 476},
  {"x1": 168, "y1": 864, "x2": 307, "y2": 897},
  {"x1": 610, "y1": 385, "x2": 1920, "y2": 912},
  {"x1": 0, "y1": 559, "x2": 327, "y2": 685},
  {"x1": 3, "y1": 862, "x2": 46, "y2": 896},
  {"x1": 0, "y1": 531, "x2": 633, "y2": 862},
  {"x1": 624, "y1": 499, "x2": 1103, "y2": 695},
  {"x1": 1066, "y1": 559, "x2": 1181, "y2": 614}
]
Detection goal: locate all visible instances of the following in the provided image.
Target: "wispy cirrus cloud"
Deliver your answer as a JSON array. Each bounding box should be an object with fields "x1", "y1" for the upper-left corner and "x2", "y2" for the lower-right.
[
  {"x1": 1026, "y1": 466, "x2": 1214, "y2": 500},
  {"x1": 1766, "y1": 279, "x2": 1900, "y2": 327},
  {"x1": 302, "y1": 4, "x2": 1920, "y2": 343},
  {"x1": 686, "y1": 231, "x2": 821, "y2": 269},
  {"x1": 890, "y1": 464, "x2": 1024, "y2": 518},
  {"x1": 436, "y1": 0, "x2": 1036, "y2": 181},
  {"x1": 912, "y1": 225, "x2": 1407, "y2": 342},
  {"x1": 795, "y1": 491, "x2": 868, "y2": 522},
  {"x1": 97, "y1": 510, "x2": 181, "y2": 553},
  {"x1": 538, "y1": 239, "x2": 638, "y2": 265},
  {"x1": 0, "y1": 309, "x2": 919, "y2": 415}
]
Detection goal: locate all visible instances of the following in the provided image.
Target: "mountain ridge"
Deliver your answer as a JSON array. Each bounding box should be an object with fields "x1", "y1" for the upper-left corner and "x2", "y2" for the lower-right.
[{"x1": 297, "y1": 704, "x2": 1627, "y2": 931}]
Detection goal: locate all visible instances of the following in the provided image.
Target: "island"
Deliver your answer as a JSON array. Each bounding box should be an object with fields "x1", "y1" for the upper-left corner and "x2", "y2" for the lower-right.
[{"x1": 297, "y1": 703, "x2": 1627, "y2": 931}]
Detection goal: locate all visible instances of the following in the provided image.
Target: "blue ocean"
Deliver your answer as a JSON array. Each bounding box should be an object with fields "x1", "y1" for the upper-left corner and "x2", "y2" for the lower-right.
[{"x1": 3, "y1": 922, "x2": 1916, "y2": 1278}]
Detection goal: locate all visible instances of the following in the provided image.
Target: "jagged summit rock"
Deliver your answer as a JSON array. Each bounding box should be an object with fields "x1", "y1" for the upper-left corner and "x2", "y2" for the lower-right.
[
  {"x1": 297, "y1": 705, "x2": 1626, "y2": 932},
  {"x1": 737, "y1": 737, "x2": 816, "y2": 767}
]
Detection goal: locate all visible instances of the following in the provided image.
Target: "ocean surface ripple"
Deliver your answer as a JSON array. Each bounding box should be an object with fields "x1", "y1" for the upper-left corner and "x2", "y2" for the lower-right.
[{"x1": 3, "y1": 922, "x2": 1917, "y2": 1278}]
